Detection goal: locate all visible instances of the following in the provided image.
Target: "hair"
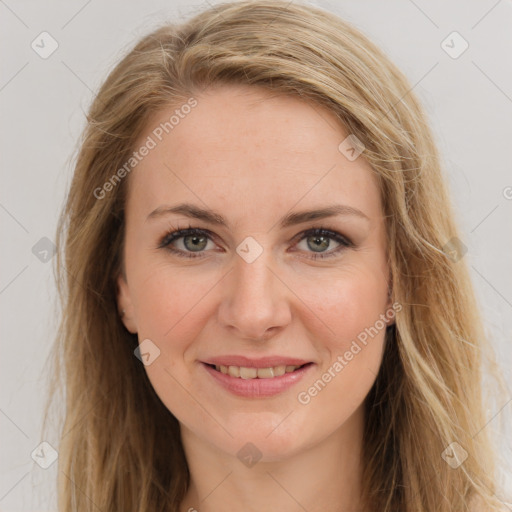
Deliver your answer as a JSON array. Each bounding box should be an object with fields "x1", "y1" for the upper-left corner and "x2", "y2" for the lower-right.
[{"x1": 41, "y1": 1, "x2": 509, "y2": 511}]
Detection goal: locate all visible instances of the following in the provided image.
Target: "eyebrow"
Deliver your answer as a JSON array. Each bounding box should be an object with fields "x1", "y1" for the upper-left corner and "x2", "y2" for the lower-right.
[{"x1": 146, "y1": 202, "x2": 369, "y2": 228}]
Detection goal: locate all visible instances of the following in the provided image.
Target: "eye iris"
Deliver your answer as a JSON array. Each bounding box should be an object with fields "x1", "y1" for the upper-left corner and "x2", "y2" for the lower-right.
[
  {"x1": 184, "y1": 234, "x2": 207, "y2": 251},
  {"x1": 308, "y1": 235, "x2": 329, "y2": 252}
]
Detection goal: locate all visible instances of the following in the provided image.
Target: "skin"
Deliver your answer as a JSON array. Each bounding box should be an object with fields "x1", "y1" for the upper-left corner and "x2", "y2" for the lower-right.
[{"x1": 117, "y1": 83, "x2": 394, "y2": 512}]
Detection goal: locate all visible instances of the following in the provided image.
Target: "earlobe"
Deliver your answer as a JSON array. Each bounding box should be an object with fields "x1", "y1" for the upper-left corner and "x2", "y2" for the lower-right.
[{"x1": 116, "y1": 272, "x2": 138, "y2": 334}]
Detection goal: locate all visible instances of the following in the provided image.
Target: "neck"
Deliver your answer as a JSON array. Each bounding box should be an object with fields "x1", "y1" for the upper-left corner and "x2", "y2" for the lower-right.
[{"x1": 179, "y1": 406, "x2": 366, "y2": 512}]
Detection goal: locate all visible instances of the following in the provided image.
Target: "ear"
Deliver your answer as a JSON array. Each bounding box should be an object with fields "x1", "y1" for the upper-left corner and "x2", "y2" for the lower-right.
[{"x1": 116, "y1": 272, "x2": 138, "y2": 334}]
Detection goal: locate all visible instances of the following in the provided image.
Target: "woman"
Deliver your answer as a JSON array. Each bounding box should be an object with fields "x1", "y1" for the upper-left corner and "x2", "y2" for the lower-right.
[{"x1": 42, "y1": 1, "x2": 509, "y2": 510}]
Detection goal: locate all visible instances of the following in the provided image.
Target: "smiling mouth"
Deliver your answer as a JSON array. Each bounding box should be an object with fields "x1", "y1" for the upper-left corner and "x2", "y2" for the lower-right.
[{"x1": 205, "y1": 362, "x2": 312, "y2": 379}]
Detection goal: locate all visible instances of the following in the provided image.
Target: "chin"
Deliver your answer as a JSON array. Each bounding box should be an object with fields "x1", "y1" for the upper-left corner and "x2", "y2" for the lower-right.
[{"x1": 221, "y1": 417, "x2": 308, "y2": 462}]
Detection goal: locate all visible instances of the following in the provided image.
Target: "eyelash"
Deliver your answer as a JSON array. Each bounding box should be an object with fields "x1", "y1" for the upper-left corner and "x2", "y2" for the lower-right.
[{"x1": 157, "y1": 224, "x2": 354, "y2": 260}]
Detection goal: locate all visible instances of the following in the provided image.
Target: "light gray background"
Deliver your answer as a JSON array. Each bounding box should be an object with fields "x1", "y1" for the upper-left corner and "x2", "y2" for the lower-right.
[{"x1": 1, "y1": 0, "x2": 511, "y2": 510}]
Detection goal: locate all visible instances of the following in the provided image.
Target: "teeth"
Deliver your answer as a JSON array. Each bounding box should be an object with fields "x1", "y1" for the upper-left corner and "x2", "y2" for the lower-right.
[
  {"x1": 256, "y1": 367, "x2": 274, "y2": 379},
  {"x1": 240, "y1": 367, "x2": 258, "y2": 379},
  {"x1": 213, "y1": 364, "x2": 303, "y2": 379},
  {"x1": 227, "y1": 365, "x2": 240, "y2": 378},
  {"x1": 273, "y1": 365, "x2": 286, "y2": 376}
]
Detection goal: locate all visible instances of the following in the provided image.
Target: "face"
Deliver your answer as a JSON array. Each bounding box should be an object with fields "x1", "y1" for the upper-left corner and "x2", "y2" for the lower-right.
[{"x1": 117, "y1": 83, "x2": 393, "y2": 461}]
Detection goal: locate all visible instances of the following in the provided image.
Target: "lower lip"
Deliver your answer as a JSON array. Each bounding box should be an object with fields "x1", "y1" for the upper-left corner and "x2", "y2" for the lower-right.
[{"x1": 201, "y1": 362, "x2": 314, "y2": 398}]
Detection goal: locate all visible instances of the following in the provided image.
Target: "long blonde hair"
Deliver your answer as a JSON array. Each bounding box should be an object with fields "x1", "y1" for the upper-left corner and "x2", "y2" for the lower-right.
[{"x1": 42, "y1": 1, "x2": 508, "y2": 510}]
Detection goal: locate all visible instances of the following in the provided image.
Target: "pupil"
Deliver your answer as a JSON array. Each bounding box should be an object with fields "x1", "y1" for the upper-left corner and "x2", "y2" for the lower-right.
[
  {"x1": 185, "y1": 235, "x2": 207, "y2": 251},
  {"x1": 309, "y1": 235, "x2": 328, "y2": 252}
]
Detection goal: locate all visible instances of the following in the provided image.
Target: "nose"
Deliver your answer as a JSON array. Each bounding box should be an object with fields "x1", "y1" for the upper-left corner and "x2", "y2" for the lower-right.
[{"x1": 217, "y1": 248, "x2": 292, "y2": 341}]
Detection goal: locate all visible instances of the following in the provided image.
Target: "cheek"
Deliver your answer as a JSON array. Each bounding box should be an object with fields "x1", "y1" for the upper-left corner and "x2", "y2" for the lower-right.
[
  {"x1": 129, "y1": 266, "x2": 215, "y2": 416},
  {"x1": 132, "y1": 256, "x2": 389, "y2": 359},
  {"x1": 292, "y1": 266, "x2": 388, "y2": 407},
  {"x1": 295, "y1": 264, "x2": 389, "y2": 347},
  {"x1": 131, "y1": 264, "x2": 219, "y2": 354},
  {"x1": 294, "y1": 292, "x2": 387, "y2": 441}
]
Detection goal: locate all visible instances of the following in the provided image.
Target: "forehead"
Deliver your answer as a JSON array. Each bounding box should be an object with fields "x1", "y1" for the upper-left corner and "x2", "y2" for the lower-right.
[{"x1": 126, "y1": 84, "x2": 382, "y2": 224}]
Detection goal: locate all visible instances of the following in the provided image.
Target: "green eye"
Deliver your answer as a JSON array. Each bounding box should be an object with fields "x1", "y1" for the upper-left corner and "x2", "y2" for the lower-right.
[{"x1": 159, "y1": 226, "x2": 353, "y2": 260}]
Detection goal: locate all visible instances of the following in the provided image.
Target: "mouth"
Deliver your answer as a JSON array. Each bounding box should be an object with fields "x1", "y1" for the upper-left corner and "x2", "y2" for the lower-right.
[
  {"x1": 203, "y1": 362, "x2": 314, "y2": 379},
  {"x1": 201, "y1": 360, "x2": 315, "y2": 398}
]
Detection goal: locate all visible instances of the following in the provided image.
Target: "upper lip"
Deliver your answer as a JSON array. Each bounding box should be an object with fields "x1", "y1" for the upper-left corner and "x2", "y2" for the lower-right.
[{"x1": 202, "y1": 355, "x2": 313, "y2": 368}]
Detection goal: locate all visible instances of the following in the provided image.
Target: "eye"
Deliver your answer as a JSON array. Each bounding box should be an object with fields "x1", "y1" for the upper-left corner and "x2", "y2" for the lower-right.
[
  {"x1": 292, "y1": 227, "x2": 353, "y2": 260},
  {"x1": 158, "y1": 226, "x2": 216, "y2": 258},
  {"x1": 158, "y1": 225, "x2": 354, "y2": 260}
]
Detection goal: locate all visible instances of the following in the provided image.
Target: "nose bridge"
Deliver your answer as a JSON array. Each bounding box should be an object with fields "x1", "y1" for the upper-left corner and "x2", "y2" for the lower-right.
[
  {"x1": 218, "y1": 240, "x2": 290, "y2": 340},
  {"x1": 235, "y1": 246, "x2": 274, "y2": 297}
]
